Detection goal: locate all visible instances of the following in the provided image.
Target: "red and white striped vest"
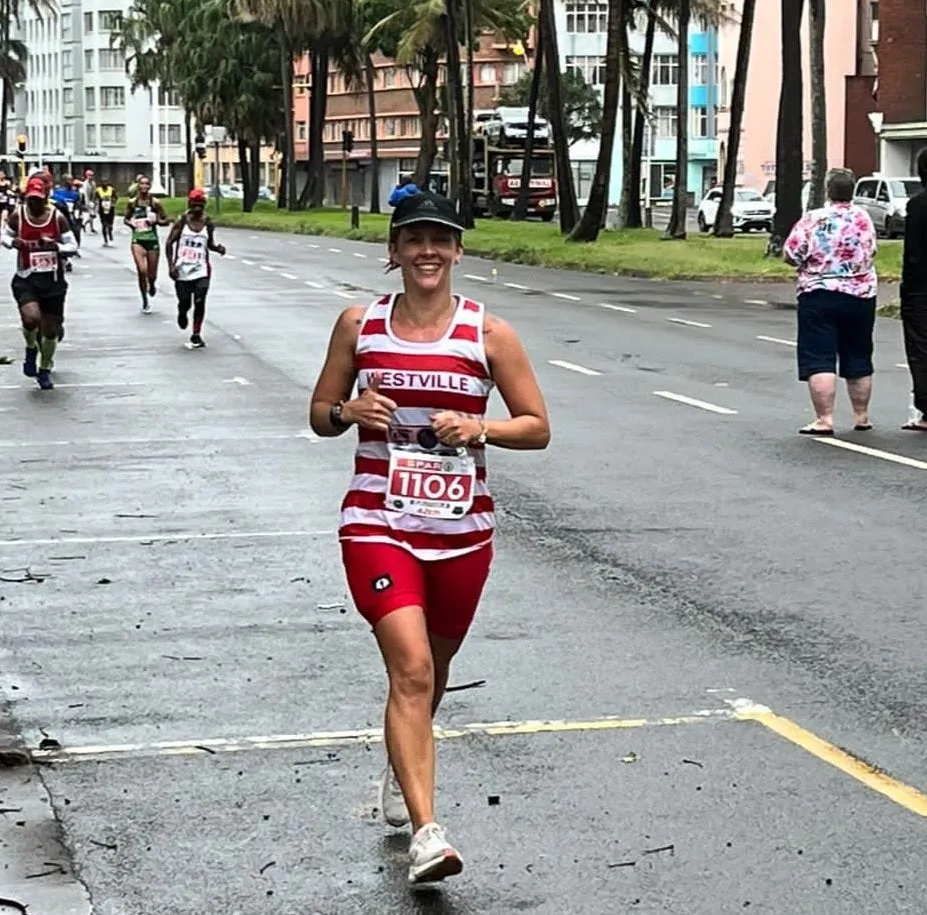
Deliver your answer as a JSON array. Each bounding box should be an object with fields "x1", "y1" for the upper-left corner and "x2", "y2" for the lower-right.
[{"x1": 339, "y1": 293, "x2": 495, "y2": 560}]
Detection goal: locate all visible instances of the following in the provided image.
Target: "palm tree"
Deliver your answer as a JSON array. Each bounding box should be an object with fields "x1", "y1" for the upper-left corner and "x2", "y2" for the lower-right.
[
  {"x1": 807, "y1": 0, "x2": 825, "y2": 210},
  {"x1": 626, "y1": 2, "x2": 657, "y2": 228},
  {"x1": 663, "y1": 0, "x2": 690, "y2": 239},
  {"x1": 713, "y1": 0, "x2": 755, "y2": 236},
  {"x1": 511, "y1": 15, "x2": 543, "y2": 222},
  {"x1": 444, "y1": 0, "x2": 473, "y2": 226},
  {"x1": 570, "y1": 0, "x2": 624, "y2": 242},
  {"x1": 771, "y1": 0, "x2": 804, "y2": 246}
]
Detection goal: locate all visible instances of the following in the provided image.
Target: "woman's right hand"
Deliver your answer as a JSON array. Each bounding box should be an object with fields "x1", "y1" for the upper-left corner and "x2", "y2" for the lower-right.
[{"x1": 342, "y1": 374, "x2": 397, "y2": 431}]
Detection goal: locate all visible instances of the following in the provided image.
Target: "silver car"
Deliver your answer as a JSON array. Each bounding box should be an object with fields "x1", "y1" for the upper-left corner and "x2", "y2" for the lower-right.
[{"x1": 853, "y1": 175, "x2": 921, "y2": 238}]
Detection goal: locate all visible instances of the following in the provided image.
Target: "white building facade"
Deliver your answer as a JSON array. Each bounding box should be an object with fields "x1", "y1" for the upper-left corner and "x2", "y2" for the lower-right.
[
  {"x1": 8, "y1": 1, "x2": 189, "y2": 190},
  {"x1": 554, "y1": 0, "x2": 721, "y2": 207}
]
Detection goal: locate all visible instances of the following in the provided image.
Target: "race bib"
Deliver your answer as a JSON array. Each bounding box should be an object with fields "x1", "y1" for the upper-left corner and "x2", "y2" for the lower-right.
[
  {"x1": 180, "y1": 243, "x2": 205, "y2": 262},
  {"x1": 386, "y1": 448, "x2": 476, "y2": 520},
  {"x1": 30, "y1": 250, "x2": 57, "y2": 272},
  {"x1": 101, "y1": 199, "x2": 112, "y2": 213}
]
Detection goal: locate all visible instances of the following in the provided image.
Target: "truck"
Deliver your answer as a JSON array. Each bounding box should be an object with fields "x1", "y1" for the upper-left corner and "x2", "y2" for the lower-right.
[{"x1": 470, "y1": 135, "x2": 558, "y2": 221}]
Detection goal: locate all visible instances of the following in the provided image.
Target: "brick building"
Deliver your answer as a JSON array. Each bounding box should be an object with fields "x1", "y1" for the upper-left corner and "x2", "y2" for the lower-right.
[
  {"x1": 293, "y1": 35, "x2": 531, "y2": 211},
  {"x1": 868, "y1": 0, "x2": 927, "y2": 176}
]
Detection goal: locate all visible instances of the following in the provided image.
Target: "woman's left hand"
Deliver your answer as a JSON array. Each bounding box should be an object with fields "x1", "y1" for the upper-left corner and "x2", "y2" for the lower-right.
[{"x1": 430, "y1": 411, "x2": 480, "y2": 448}]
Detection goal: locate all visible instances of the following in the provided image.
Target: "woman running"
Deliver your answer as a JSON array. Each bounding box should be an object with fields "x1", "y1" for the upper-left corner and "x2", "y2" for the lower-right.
[
  {"x1": 124, "y1": 175, "x2": 169, "y2": 313},
  {"x1": 309, "y1": 185, "x2": 550, "y2": 887},
  {"x1": 166, "y1": 187, "x2": 226, "y2": 348}
]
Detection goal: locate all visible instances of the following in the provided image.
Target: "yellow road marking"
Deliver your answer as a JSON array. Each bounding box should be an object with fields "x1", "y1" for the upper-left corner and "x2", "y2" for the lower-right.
[
  {"x1": 30, "y1": 708, "x2": 736, "y2": 764},
  {"x1": 734, "y1": 704, "x2": 927, "y2": 818}
]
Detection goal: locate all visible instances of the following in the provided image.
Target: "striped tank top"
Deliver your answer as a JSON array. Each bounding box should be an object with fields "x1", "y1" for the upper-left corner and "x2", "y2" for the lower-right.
[{"x1": 339, "y1": 293, "x2": 495, "y2": 560}]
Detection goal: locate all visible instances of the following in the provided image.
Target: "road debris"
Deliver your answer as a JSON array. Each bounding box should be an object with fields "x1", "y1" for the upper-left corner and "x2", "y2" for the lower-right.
[{"x1": 445, "y1": 679, "x2": 486, "y2": 693}]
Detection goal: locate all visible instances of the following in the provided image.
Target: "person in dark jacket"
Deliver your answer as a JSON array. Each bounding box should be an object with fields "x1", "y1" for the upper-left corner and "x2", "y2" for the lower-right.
[{"x1": 901, "y1": 147, "x2": 927, "y2": 430}]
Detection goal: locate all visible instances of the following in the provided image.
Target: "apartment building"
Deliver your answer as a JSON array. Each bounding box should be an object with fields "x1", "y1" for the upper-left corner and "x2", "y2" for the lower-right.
[
  {"x1": 871, "y1": 0, "x2": 927, "y2": 176},
  {"x1": 292, "y1": 35, "x2": 530, "y2": 211},
  {"x1": 555, "y1": 0, "x2": 721, "y2": 205},
  {"x1": 715, "y1": 0, "x2": 878, "y2": 194},
  {"x1": 7, "y1": 1, "x2": 188, "y2": 190}
]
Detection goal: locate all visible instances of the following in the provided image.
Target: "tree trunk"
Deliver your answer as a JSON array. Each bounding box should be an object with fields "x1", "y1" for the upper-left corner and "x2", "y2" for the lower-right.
[
  {"x1": 664, "y1": 0, "x2": 690, "y2": 239},
  {"x1": 617, "y1": 77, "x2": 632, "y2": 227},
  {"x1": 808, "y1": 0, "x2": 826, "y2": 210},
  {"x1": 772, "y1": 0, "x2": 805, "y2": 244},
  {"x1": 279, "y1": 40, "x2": 297, "y2": 211},
  {"x1": 463, "y1": 0, "x2": 476, "y2": 211},
  {"x1": 714, "y1": 0, "x2": 756, "y2": 237},
  {"x1": 306, "y1": 47, "x2": 330, "y2": 208},
  {"x1": 1, "y1": 4, "x2": 10, "y2": 160},
  {"x1": 365, "y1": 54, "x2": 381, "y2": 213},
  {"x1": 540, "y1": 0, "x2": 579, "y2": 232},
  {"x1": 184, "y1": 110, "x2": 194, "y2": 194},
  {"x1": 445, "y1": 0, "x2": 473, "y2": 226},
  {"x1": 627, "y1": 7, "x2": 656, "y2": 228},
  {"x1": 238, "y1": 134, "x2": 252, "y2": 211},
  {"x1": 512, "y1": 11, "x2": 544, "y2": 222},
  {"x1": 412, "y1": 50, "x2": 440, "y2": 185},
  {"x1": 251, "y1": 138, "x2": 261, "y2": 206}
]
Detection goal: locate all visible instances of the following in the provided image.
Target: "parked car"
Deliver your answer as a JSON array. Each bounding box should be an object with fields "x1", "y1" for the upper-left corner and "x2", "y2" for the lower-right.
[
  {"x1": 697, "y1": 186, "x2": 774, "y2": 233},
  {"x1": 481, "y1": 107, "x2": 551, "y2": 148},
  {"x1": 763, "y1": 179, "x2": 811, "y2": 215},
  {"x1": 853, "y1": 175, "x2": 921, "y2": 238}
]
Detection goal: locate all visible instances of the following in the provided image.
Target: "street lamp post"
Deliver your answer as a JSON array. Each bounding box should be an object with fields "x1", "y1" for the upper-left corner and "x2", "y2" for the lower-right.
[{"x1": 867, "y1": 111, "x2": 884, "y2": 172}]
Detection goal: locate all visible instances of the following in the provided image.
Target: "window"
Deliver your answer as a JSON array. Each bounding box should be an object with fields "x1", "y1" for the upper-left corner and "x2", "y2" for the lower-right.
[
  {"x1": 157, "y1": 87, "x2": 180, "y2": 106},
  {"x1": 100, "y1": 123, "x2": 125, "y2": 145},
  {"x1": 99, "y1": 10, "x2": 122, "y2": 30},
  {"x1": 479, "y1": 64, "x2": 495, "y2": 85},
  {"x1": 84, "y1": 49, "x2": 94, "y2": 71},
  {"x1": 720, "y1": 65, "x2": 728, "y2": 108},
  {"x1": 296, "y1": 120, "x2": 307, "y2": 140},
  {"x1": 61, "y1": 12, "x2": 72, "y2": 38},
  {"x1": 63, "y1": 87, "x2": 73, "y2": 106},
  {"x1": 85, "y1": 124, "x2": 96, "y2": 147},
  {"x1": 692, "y1": 54, "x2": 708, "y2": 85},
  {"x1": 99, "y1": 49, "x2": 122, "y2": 69},
  {"x1": 565, "y1": 1, "x2": 608, "y2": 33},
  {"x1": 63, "y1": 124, "x2": 73, "y2": 149},
  {"x1": 870, "y1": 1, "x2": 878, "y2": 42},
  {"x1": 100, "y1": 86, "x2": 125, "y2": 107},
  {"x1": 83, "y1": 11, "x2": 93, "y2": 33},
  {"x1": 84, "y1": 87, "x2": 95, "y2": 110},
  {"x1": 571, "y1": 161, "x2": 596, "y2": 201},
  {"x1": 566, "y1": 55, "x2": 607, "y2": 88},
  {"x1": 62, "y1": 49, "x2": 73, "y2": 79},
  {"x1": 382, "y1": 67, "x2": 396, "y2": 89},
  {"x1": 654, "y1": 106, "x2": 677, "y2": 138},
  {"x1": 691, "y1": 105, "x2": 708, "y2": 137},
  {"x1": 169, "y1": 124, "x2": 181, "y2": 144},
  {"x1": 502, "y1": 62, "x2": 524, "y2": 85},
  {"x1": 652, "y1": 54, "x2": 678, "y2": 86}
]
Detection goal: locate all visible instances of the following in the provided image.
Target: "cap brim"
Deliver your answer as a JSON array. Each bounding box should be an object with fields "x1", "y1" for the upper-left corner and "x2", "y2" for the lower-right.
[
  {"x1": 390, "y1": 214, "x2": 466, "y2": 232},
  {"x1": 24, "y1": 191, "x2": 44, "y2": 199}
]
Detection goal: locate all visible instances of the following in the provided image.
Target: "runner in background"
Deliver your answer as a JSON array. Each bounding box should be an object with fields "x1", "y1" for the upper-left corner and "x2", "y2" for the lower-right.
[
  {"x1": 0, "y1": 169, "x2": 14, "y2": 231},
  {"x1": 166, "y1": 187, "x2": 226, "y2": 348},
  {"x1": 82, "y1": 169, "x2": 98, "y2": 235},
  {"x1": 309, "y1": 185, "x2": 550, "y2": 887},
  {"x1": 124, "y1": 175, "x2": 169, "y2": 314},
  {"x1": 2, "y1": 175, "x2": 78, "y2": 390},
  {"x1": 51, "y1": 175, "x2": 82, "y2": 272},
  {"x1": 96, "y1": 177, "x2": 117, "y2": 247}
]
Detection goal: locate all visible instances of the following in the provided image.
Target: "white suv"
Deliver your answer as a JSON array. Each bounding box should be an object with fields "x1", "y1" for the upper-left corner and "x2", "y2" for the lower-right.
[
  {"x1": 852, "y1": 175, "x2": 921, "y2": 238},
  {"x1": 697, "y1": 186, "x2": 774, "y2": 233}
]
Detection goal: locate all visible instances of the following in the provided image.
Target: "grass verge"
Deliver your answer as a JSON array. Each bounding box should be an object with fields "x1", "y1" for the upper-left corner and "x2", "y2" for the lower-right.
[{"x1": 161, "y1": 199, "x2": 903, "y2": 284}]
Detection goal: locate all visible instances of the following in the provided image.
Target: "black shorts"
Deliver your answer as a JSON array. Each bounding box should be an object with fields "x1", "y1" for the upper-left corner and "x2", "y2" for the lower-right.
[
  {"x1": 12, "y1": 275, "x2": 67, "y2": 319},
  {"x1": 132, "y1": 238, "x2": 159, "y2": 252},
  {"x1": 175, "y1": 277, "x2": 210, "y2": 301},
  {"x1": 796, "y1": 290, "x2": 876, "y2": 381}
]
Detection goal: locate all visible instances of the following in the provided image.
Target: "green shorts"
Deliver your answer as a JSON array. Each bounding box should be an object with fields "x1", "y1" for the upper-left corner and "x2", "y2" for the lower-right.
[{"x1": 132, "y1": 238, "x2": 159, "y2": 252}]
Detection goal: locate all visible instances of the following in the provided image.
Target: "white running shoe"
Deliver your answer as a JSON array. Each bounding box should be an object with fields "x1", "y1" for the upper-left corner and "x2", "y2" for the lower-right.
[
  {"x1": 379, "y1": 765, "x2": 410, "y2": 828},
  {"x1": 408, "y1": 822, "x2": 463, "y2": 885}
]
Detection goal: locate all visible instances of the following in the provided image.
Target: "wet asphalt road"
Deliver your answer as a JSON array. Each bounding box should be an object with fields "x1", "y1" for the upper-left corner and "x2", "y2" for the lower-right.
[{"x1": 0, "y1": 225, "x2": 926, "y2": 914}]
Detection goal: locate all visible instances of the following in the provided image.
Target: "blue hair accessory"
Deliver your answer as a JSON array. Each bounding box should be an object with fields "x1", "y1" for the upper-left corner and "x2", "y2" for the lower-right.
[{"x1": 388, "y1": 183, "x2": 422, "y2": 207}]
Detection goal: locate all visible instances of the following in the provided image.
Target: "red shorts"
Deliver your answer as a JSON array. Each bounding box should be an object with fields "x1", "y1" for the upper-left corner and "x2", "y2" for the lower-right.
[{"x1": 341, "y1": 540, "x2": 494, "y2": 640}]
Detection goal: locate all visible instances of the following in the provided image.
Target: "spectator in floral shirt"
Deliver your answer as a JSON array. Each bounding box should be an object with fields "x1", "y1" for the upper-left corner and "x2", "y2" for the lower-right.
[{"x1": 783, "y1": 168, "x2": 878, "y2": 436}]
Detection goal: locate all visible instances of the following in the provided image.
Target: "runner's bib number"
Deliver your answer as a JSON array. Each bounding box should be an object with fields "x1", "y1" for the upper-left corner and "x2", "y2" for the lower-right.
[
  {"x1": 101, "y1": 199, "x2": 112, "y2": 213},
  {"x1": 180, "y1": 243, "x2": 205, "y2": 262},
  {"x1": 30, "y1": 251, "x2": 57, "y2": 272},
  {"x1": 386, "y1": 449, "x2": 476, "y2": 520}
]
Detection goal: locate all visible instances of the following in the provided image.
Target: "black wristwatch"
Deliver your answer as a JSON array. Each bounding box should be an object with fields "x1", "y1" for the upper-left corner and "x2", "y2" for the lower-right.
[{"x1": 330, "y1": 400, "x2": 351, "y2": 430}]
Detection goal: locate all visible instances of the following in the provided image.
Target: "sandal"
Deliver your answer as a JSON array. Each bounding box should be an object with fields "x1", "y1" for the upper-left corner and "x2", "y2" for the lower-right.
[{"x1": 799, "y1": 423, "x2": 834, "y2": 436}]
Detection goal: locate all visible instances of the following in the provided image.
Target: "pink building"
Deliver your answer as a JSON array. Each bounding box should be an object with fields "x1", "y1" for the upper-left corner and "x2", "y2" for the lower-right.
[{"x1": 716, "y1": 0, "x2": 878, "y2": 193}]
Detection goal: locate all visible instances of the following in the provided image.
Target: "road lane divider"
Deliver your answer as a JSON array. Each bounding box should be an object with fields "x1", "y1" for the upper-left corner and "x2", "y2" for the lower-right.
[
  {"x1": 552, "y1": 292, "x2": 581, "y2": 301},
  {"x1": 464, "y1": 273, "x2": 488, "y2": 282},
  {"x1": 280, "y1": 272, "x2": 297, "y2": 280},
  {"x1": 598, "y1": 302, "x2": 637, "y2": 314},
  {"x1": 815, "y1": 438, "x2": 927, "y2": 471},
  {"x1": 549, "y1": 359, "x2": 602, "y2": 377},
  {"x1": 756, "y1": 335, "x2": 797, "y2": 347},
  {"x1": 668, "y1": 317, "x2": 712, "y2": 328},
  {"x1": 653, "y1": 390, "x2": 738, "y2": 415}
]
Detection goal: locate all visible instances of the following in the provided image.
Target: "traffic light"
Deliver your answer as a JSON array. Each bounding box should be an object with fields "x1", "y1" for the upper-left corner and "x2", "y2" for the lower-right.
[
  {"x1": 342, "y1": 129, "x2": 354, "y2": 154},
  {"x1": 15, "y1": 135, "x2": 26, "y2": 159},
  {"x1": 194, "y1": 134, "x2": 206, "y2": 160}
]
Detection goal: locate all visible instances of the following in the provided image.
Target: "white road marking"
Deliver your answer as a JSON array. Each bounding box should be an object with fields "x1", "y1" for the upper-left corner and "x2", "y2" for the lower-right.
[
  {"x1": 308, "y1": 243, "x2": 319, "y2": 249},
  {"x1": 668, "y1": 317, "x2": 712, "y2": 328},
  {"x1": 378, "y1": 257, "x2": 389, "y2": 264},
  {"x1": 328, "y1": 247, "x2": 342, "y2": 253},
  {"x1": 280, "y1": 272, "x2": 297, "y2": 280},
  {"x1": 816, "y1": 438, "x2": 927, "y2": 471},
  {"x1": 464, "y1": 273, "x2": 488, "y2": 282},
  {"x1": 552, "y1": 292, "x2": 581, "y2": 301},
  {"x1": 249, "y1": 235, "x2": 259, "y2": 239},
  {"x1": 712, "y1": 294, "x2": 724, "y2": 299},
  {"x1": 223, "y1": 376, "x2": 251, "y2": 385},
  {"x1": 896, "y1": 362, "x2": 909, "y2": 369},
  {"x1": 598, "y1": 302, "x2": 637, "y2": 314},
  {"x1": 305, "y1": 280, "x2": 324, "y2": 289},
  {"x1": 224, "y1": 254, "x2": 236, "y2": 260},
  {"x1": 745, "y1": 298, "x2": 769, "y2": 306},
  {"x1": 0, "y1": 432, "x2": 320, "y2": 449},
  {"x1": 353, "y1": 252, "x2": 367, "y2": 259},
  {"x1": 334, "y1": 290, "x2": 356, "y2": 299},
  {"x1": 756, "y1": 335, "x2": 797, "y2": 347},
  {"x1": 0, "y1": 530, "x2": 334, "y2": 548},
  {"x1": 0, "y1": 381, "x2": 147, "y2": 390},
  {"x1": 505, "y1": 282, "x2": 530, "y2": 290},
  {"x1": 260, "y1": 264, "x2": 275, "y2": 272},
  {"x1": 653, "y1": 390, "x2": 738, "y2": 415},
  {"x1": 549, "y1": 359, "x2": 602, "y2": 377},
  {"x1": 241, "y1": 259, "x2": 255, "y2": 266}
]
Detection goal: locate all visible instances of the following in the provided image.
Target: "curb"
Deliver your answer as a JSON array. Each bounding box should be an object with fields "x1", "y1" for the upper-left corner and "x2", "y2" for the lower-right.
[{"x1": 0, "y1": 705, "x2": 29, "y2": 768}]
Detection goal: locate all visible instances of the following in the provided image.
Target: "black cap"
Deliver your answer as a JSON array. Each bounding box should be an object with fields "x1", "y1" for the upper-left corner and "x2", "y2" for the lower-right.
[{"x1": 389, "y1": 187, "x2": 466, "y2": 233}]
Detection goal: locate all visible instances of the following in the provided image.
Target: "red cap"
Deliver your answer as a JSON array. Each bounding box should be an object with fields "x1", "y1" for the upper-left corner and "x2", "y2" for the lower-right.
[
  {"x1": 24, "y1": 176, "x2": 46, "y2": 199},
  {"x1": 188, "y1": 187, "x2": 206, "y2": 203}
]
